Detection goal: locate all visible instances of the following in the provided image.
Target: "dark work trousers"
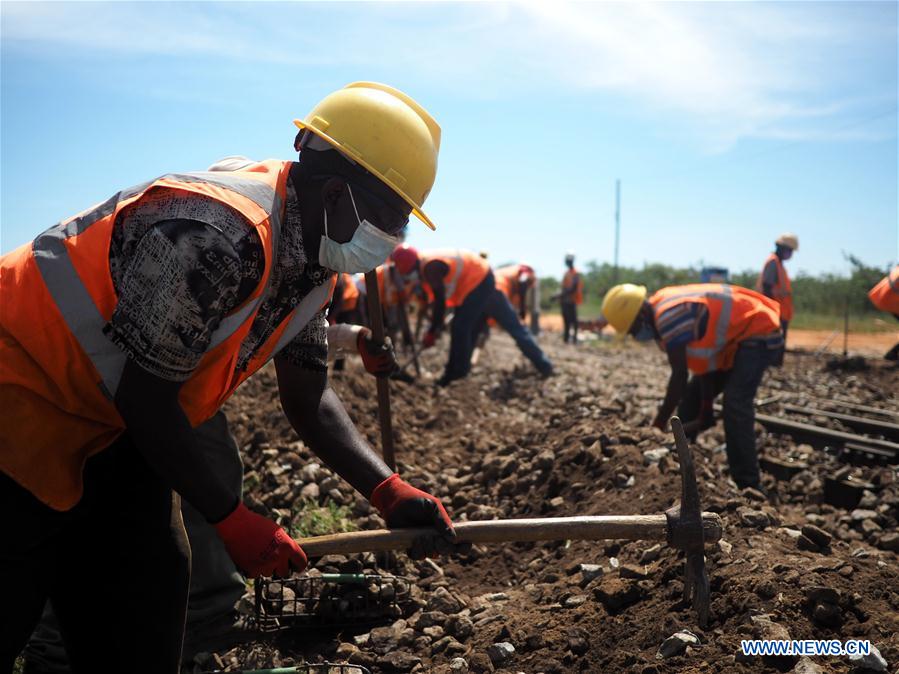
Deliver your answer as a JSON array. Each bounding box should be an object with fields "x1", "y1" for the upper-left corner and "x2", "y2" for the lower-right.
[
  {"x1": 484, "y1": 289, "x2": 553, "y2": 375},
  {"x1": 0, "y1": 435, "x2": 191, "y2": 674},
  {"x1": 886, "y1": 314, "x2": 899, "y2": 361},
  {"x1": 441, "y1": 272, "x2": 495, "y2": 384},
  {"x1": 21, "y1": 412, "x2": 246, "y2": 673},
  {"x1": 773, "y1": 319, "x2": 789, "y2": 366},
  {"x1": 561, "y1": 302, "x2": 578, "y2": 344},
  {"x1": 677, "y1": 341, "x2": 776, "y2": 490}
]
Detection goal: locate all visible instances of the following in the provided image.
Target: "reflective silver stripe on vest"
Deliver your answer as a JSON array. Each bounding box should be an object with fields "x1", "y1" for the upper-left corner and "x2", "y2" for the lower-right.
[
  {"x1": 270, "y1": 281, "x2": 334, "y2": 356},
  {"x1": 207, "y1": 188, "x2": 283, "y2": 349},
  {"x1": 164, "y1": 172, "x2": 275, "y2": 211},
  {"x1": 32, "y1": 172, "x2": 280, "y2": 398},
  {"x1": 443, "y1": 251, "x2": 465, "y2": 299},
  {"x1": 684, "y1": 286, "x2": 733, "y2": 372},
  {"x1": 654, "y1": 285, "x2": 733, "y2": 372}
]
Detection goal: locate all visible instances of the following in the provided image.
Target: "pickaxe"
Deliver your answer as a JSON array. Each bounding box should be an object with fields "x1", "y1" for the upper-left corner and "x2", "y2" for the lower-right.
[{"x1": 293, "y1": 416, "x2": 721, "y2": 626}]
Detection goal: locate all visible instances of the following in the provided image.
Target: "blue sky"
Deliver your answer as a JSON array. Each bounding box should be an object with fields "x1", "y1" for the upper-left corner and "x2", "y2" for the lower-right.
[{"x1": 2, "y1": 1, "x2": 896, "y2": 280}]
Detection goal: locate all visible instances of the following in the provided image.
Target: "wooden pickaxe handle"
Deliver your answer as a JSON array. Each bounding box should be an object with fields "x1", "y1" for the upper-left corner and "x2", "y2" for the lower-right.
[
  {"x1": 363, "y1": 269, "x2": 396, "y2": 471},
  {"x1": 297, "y1": 513, "x2": 722, "y2": 557}
]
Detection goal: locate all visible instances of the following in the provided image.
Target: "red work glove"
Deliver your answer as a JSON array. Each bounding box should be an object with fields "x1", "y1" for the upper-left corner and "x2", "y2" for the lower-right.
[
  {"x1": 422, "y1": 331, "x2": 437, "y2": 349},
  {"x1": 357, "y1": 329, "x2": 396, "y2": 377},
  {"x1": 214, "y1": 502, "x2": 307, "y2": 577},
  {"x1": 370, "y1": 474, "x2": 457, "y2": 559}
]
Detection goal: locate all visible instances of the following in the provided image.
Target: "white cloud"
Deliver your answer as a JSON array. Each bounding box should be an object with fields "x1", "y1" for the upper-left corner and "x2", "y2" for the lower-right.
[{"x1": 2, "y1": 1, "x2": 895, "y2": 150}]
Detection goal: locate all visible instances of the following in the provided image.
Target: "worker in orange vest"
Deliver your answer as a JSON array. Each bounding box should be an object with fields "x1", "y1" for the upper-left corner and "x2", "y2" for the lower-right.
[
  {"x1": 868, "y1": 266, "x2": 899, "y2": 361},
  {"x1": 391, "y1": 246, "x2": 499, "y2": 385},
  {"x1": 0, "y1": 83, "x2": 459, "y2": 672},
  {"x1": 495, "y1": 263, "x2": 536, "y2": 323},
  {"x1": 392, "y1": 249, "x2": 553, "y2": 381},
  {"x1": 603, "y1": 283, "x2": 783, "y2": 491},
  {"x1": 560, "y1": 252, "x2": 584, "y2": 344},
  {"x1": 756, "y1": 233, "x2": 798, "y2": 365}
]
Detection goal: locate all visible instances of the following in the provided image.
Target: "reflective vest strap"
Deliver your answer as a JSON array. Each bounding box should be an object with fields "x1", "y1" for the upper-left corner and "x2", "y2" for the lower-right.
[
  {"x1": 31, "y1": 171, "x2": 283, "y2": 397},
  {"x1": 167, "y1": 171, "x2": 277, "y2": 212},
  {"x1": 271, "y1": 281, "x2": 335, "y2": 356},
  {"x1": 654, "y1": 285, "x2": 732, "y2": 373},
  {"x1": 207, "y1": 186, "x2": 283, "y2": 349},
  {"x1": 443, "y1": 252, "x2": 465, "y2": 299},
  {"x1": 33, "y1": 227, "x2": 128, "y2": 398}
]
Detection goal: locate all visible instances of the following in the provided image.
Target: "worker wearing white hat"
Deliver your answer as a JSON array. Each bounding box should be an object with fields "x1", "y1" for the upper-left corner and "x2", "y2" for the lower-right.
[{"x1": 756, "y1": 233, "x2": 798, "y2": 365}]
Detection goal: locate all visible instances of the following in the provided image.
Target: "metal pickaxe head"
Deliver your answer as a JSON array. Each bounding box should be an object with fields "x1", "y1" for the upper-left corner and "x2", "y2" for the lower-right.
[{"x1": 665, "y1": 416, "x2": 720, "y2": 628}]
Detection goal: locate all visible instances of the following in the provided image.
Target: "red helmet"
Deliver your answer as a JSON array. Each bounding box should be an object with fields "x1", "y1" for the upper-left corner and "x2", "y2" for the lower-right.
[
  {"x1": 518, "y1": 263, "x2": 536, "y2": 283},
  {"x1": 391, "y1": 244, "x2": 420, "y2": 275}
]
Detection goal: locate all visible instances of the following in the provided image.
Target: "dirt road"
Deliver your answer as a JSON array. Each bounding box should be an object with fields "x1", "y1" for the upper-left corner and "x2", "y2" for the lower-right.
[
  {"x1": 538, "y1": 314, "x2": 898, "y2": 357},
  {"x1": 194, "y1": 333, "x2": 898, "y2": 673}
]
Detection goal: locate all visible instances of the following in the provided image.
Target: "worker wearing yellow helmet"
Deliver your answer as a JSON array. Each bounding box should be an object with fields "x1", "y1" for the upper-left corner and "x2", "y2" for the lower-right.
[
  {"x1": 756, "y1": 233, "x2": 798, "y2": 365},
  {"x1": 1, "y1": 83, "x2": 459, "y2": 671},
  {"x1": 602, "y1": 282, "x2": 783, "y2": 492}
]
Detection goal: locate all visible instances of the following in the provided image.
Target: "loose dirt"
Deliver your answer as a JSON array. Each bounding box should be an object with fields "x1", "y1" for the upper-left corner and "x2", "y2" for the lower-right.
[
  {"x1": 539, "y1": 314, "x2": 899, "y2": 358},
  {"x1": 194, "y1": 332, "x2": 898, "y2": 673}
]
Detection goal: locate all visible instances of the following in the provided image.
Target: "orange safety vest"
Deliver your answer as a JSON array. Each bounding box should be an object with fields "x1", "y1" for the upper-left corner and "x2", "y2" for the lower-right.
[
  {"x1": 755, "y1": 253, "x2": 793, "y2": 321},
  {"x1": 562, "y1": 268, "x2": 583, "y2": 305},
  {"x1": 0, "y1": 160, "x2": 336, "y2": 510},
  {"x1": 649, "y1": 283, "x2": 782, "y2": 375},
  {"x1": 419, "y1": 250, "x2": 490, "y2": 307},
  {"x1": 494, "y1": 264, "x2": 534, "y2": 307},
  {"x1": 337, "y1": 272, "x2": 360, "y2": 312},
  {"x1": 868, "y1": 266, "x2": 899, "y2": 315}
]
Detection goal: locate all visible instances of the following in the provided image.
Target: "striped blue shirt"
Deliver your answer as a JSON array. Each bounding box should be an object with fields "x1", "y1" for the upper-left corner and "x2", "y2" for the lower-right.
[{"x1": 656, "y1": 302, "x2": 709, "y2": 351}]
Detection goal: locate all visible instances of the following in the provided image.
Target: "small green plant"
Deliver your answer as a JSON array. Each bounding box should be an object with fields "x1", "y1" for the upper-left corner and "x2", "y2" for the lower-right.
[{"x1": 290, "y1": 498, "x2": 358, "y2": 538}]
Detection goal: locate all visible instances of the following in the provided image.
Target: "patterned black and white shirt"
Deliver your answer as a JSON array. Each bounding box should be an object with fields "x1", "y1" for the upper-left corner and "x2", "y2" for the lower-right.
[{"x1": 104, "y1": 167, "x2": 333, "y2": 381}]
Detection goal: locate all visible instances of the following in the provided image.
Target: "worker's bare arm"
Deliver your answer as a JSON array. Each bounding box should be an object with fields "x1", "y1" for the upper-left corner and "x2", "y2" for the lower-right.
[
  {"x1": 274, "y1": 357, "x2": 392, "y2": 498},
  {"x1": 114, "y1": 358, "x2": 238, "y2": 523},
  {"x1": 654, "y1": 344, "x2": 689, "y2": 426},
  {"x1": 423, "y1": 260, "x2": 449, "y2": 332}
]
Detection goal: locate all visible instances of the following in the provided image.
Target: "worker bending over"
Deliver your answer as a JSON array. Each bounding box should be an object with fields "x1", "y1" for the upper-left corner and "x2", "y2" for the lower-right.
[
  {"x1": 1, "y1": 82, "x2": 458, "y2": 673},
  {"x1": 489, "y1": 263, "x2": 553, "y2": 376},
  {"x1": 868, "y1": 266, "x2": 899, "y2": 361},
  {"x1": 391, "y1": 246, "x2": 495, "y2": 386},
  {"x1": 603, "y1": 283, "x2": 783, "y2": 491},
  {"x1": 756, "y1": 233, "x2": 798, "y2": 365}
]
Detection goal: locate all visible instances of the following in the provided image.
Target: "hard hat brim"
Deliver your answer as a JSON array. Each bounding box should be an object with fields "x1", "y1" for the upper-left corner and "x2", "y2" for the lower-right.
[{"x1": 294, "y1": 120, "x2": 437, "y2": 231}]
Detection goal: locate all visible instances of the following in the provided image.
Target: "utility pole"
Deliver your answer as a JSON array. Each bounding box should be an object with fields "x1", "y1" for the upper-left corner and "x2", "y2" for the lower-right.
[{"x1": 613, "y1": 179, "x2": 621, "y2": 283}]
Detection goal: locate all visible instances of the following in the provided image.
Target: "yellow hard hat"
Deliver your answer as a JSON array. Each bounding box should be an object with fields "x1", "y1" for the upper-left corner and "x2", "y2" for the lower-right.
[
  {"x1": 294, "y1": 82, "x2": 441, "y2": 230},
  {"x1": 775, "y1": 233, "x2": 799, "y2": 251},
  {"x1": 601, "y1": 283, "x2": 648, "y2": 333}
]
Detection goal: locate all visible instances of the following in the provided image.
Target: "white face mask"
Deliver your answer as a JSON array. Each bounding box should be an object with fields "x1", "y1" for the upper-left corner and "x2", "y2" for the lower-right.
[{"x1": 319, "y1": 184, "x2": 401, "y2": 273}]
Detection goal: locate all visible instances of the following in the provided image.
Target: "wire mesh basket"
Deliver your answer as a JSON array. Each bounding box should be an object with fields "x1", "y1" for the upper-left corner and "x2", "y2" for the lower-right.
[
  {"x1": 254, "y1": 573, "x2": 415, "y2": 631},
  {"x1": 202, "y1": 663, "x2": 372, "y2": 674}
]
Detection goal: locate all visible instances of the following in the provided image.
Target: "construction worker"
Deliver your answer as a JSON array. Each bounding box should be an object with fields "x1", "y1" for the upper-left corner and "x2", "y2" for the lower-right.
[
  {"x1": 1, "y1": 82, "x2": 458, "y2": 673},
  {"x1": 756, "y1": 233, "x2": 798, "y2": 365},
  {"x1": 602, "y1": 283, "x2": 783, "y2": 491},
  {"x1": 868, "y1": 266, "x2": 899, "y2": 361},
  {"x1": 391, "y1": 246, "x2": 497, "y2": 386},
  {"x1": 495, "y1": 263, "x2": 536, "y2": 323},
  {"x1": 392, "y1": 248, "x2": 553, "y2": 381},
  {"x1": 21, "y1": 321, "x2": 399, "y2": 673},
  {"x1": 560, "y1": 251, "x2": 584, "y2": 344}
]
